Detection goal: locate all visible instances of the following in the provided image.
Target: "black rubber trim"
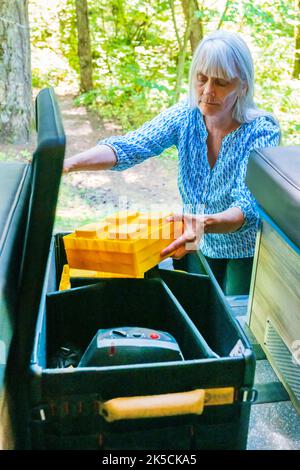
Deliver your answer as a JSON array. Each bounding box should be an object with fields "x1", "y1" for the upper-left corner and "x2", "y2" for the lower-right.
[{"x1": 0, "y1": 165, "x2": 30, "y2": 256}]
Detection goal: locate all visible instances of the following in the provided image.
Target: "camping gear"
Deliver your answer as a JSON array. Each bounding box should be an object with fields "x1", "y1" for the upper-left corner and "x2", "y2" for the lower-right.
[
  {"x1": 77, "y1": 327, "x2": 185, "y2": 367},
  {"x1": 246, "y1": 146, "x2": 300, "y2": 414},
  {"x1": 0, "y1": 88, "x2": 256, "y2": 450}
]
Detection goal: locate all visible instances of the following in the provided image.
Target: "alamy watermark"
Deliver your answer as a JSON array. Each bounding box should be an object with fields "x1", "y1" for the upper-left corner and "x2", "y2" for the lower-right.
[{"x1": 99, "y1": 196, "x2": 205, "y2": 250}]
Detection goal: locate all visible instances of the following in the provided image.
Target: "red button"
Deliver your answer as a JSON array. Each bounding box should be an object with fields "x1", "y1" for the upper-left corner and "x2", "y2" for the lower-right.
[{"x1": 150, "y1": 333, "x2": 160, "y2": 339}]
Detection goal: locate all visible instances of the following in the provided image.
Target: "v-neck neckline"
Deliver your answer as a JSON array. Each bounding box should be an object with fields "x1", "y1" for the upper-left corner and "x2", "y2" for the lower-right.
[{"x1": 197, "y1": 110, "x2": 245, "y2": 172}]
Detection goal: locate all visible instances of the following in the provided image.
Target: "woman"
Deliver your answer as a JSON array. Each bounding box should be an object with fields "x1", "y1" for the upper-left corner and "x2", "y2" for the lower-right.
[{"x1": 64, "y1": 30, "x2": 280, "y2": 295}]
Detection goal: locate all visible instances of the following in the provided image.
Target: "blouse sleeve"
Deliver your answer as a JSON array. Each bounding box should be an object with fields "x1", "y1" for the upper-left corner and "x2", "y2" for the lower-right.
[
  {"x1": 229, "y1": 117, "x2": 281, "y2": 233},
  {"x1": 98, "y1": 101, "x2": 187, "y2": 171}
]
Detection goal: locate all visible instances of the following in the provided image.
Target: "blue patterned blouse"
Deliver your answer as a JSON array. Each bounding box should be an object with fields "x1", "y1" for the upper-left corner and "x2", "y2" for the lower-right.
[{"x1": 99, "y1": 101, "x2": 280, "y2": 259}]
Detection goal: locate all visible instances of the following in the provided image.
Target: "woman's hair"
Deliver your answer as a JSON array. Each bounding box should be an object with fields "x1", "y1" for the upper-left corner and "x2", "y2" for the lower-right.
[{"x1": 188, "y1": 30, "x2": 278, "y2": 125}]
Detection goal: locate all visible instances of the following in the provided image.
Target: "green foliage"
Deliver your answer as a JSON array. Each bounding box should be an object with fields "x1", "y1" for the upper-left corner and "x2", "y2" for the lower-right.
[
  {"x1": 59, "y1": 0, "x2": 80, "y2": 73},
  {"x1": 74, "y1": 76, "x2": 174, "y2": 130},
  {"x1": 29, "y1": 0, "x2": 78, "y2": 90},
  {"x1": 82, "y1": 0, "x2": 178, "y2": 130},
  {"x1": 29, "y1": 0, "x2": 299, "y2": 142},
  {"x1": 240, "y1": 0, "x2": 299, "y2": 144}
]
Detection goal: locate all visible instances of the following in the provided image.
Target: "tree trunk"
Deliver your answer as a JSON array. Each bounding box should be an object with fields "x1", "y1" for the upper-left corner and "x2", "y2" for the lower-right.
[
  {"x1": 181, "y1": 0, "x2": 203, "y2": 54},
  {"x1": 75, "y1": 0, "x2": 93, "y2": 92},
  {"x1": 0, "y1": 0, "x2": 33, "y2": 144},
  {"x1": 174, "y1": 20, "x2": 192, "y2": 101},
  {"x1": 292, "y1": 0, "x2": 300, "y2": 79},
  {"x1": 170, "y1": 0, "x2": 198, "y2": 101}
]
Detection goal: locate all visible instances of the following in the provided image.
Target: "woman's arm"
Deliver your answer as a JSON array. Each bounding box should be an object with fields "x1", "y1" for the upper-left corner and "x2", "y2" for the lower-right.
[
  {"x1": 63, "y1": 101, "x2": 186, "y2": 174},
  {"x1": 63, "y1": 145, "x2": 117, "y2": 173},
  {"x1": 204, "y1": 207, "x2": 244, "y2": 234}
]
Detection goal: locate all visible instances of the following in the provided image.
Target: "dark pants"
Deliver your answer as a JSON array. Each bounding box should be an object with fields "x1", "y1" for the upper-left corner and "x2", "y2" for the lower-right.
[{"x1": 173, "y1": 252, "x2": 253, "y2": 296}]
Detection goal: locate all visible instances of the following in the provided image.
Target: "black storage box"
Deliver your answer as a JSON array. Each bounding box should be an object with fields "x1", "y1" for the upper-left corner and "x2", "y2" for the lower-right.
[
  {"x1": 1, "y1": 88, "x2": 256, "y2": 450},
  {"x1": 28, "y1": 231, "x2": 256, "y2": 450}
]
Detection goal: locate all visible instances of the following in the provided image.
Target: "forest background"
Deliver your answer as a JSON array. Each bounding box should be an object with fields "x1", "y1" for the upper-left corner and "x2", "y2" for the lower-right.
[{"x1": 0, "y1": 0, "x2": 299, "y2": 230}]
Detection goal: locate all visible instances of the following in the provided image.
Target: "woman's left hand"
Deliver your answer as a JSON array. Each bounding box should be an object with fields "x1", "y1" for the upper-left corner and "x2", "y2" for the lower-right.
[{"x1": 160, "y1": 214, "x2": 205, "y2": 260}]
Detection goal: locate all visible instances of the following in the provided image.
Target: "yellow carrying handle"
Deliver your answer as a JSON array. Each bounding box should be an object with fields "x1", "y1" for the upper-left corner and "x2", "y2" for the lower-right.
[{"x1": 99, "y1": 387, "x2": 235, "y2": 423}]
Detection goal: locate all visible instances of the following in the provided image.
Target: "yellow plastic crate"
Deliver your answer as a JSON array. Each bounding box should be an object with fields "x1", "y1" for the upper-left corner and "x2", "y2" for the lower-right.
[
  {"x1": 59, "y1": 264, "x2": 72, "y2": 291},
  {"x1": 63, "y1": 211, "x2": 182, "y2": 278},
  {"x1": 59, "y1": 264, "x2": 139, "y2": 291}
]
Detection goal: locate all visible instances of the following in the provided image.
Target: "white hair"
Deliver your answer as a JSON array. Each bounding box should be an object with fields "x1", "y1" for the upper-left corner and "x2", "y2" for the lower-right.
[{"x1": 188, "y1": 30, "x2": 278, "y2": 125}]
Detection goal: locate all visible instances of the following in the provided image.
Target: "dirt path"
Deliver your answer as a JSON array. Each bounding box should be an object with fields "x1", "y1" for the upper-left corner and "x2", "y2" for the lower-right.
[{"x1": 57, "y1": 94, "x2": 181, "y2": 230}]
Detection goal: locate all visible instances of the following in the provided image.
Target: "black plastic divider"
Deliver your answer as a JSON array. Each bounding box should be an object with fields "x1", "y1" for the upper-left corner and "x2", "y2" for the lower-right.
[{"x1": 157, "y1": 269, "x2": 245, "y2": 357}]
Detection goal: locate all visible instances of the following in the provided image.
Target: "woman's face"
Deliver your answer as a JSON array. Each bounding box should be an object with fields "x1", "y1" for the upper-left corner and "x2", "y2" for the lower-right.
[{"x1": 196, "y1": 72, "x2": 242, "y2": 120}]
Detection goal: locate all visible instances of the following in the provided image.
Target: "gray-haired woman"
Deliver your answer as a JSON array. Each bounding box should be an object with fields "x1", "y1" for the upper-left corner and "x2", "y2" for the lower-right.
[{"x1": 64, "y1": 30, "x2": 280, "y2": 295}]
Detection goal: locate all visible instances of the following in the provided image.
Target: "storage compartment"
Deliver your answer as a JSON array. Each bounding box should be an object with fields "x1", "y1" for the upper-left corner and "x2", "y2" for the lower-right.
[
  {"x1": 28, "y1": 235, "x2": 255, "y2": 450},
  {"x1": 7, "y1": 88, "x2": 255, "y2": 451},
  {"x1": 157, "y1": 268, "x2": 248, "y2": 359},
  {"x1": 54, "y1": 234, "x2": 248, "y2": 360},
  {"x1": 43, "y1": 279, "x2": 216, "y2": 367}
]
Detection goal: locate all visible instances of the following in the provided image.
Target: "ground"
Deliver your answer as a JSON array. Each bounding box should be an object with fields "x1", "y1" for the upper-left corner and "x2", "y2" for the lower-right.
[{"x1": 0, "y1": 93, "x2": 182, "y2": 231}]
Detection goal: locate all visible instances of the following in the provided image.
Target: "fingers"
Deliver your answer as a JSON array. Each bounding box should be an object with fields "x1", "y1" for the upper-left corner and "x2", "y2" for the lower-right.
[
  {"x1": 167, "y1": 213, "x2": 204, "y2": 234},
  {"x1": 166, "y1": 213, "x2": 182, "y2": 223},
  {"x1": 160, "y1": 238, "x2": 182, "y2": 257},
  {"x1": 166, "y1": 213, "x2": 196, "y2": 222},
  {"x1": 160, "y1": 232, "x2": 196, "y2": 257},
  {"x1": 63, "y1": 160, "x2": 71, "y2": 174}
]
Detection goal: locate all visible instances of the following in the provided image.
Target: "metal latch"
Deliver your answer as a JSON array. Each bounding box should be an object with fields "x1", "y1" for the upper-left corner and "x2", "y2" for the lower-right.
[{"x1": 239, "y1": 387, "x2": 258, "y2": 403}]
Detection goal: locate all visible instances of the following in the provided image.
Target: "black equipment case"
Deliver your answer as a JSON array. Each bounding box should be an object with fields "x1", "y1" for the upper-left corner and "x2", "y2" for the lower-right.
[
  {"x1": 246, "y1": 145, "x2": 300, "y2": 249},
  {"x1": 1, "y1": 88, "x2": 256, "y2": 450}
]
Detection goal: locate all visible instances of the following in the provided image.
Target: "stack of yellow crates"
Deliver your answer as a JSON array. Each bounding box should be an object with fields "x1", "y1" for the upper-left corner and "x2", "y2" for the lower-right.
[{"x1": 60, "y1": 210, "x2": 182, "y2": 290}]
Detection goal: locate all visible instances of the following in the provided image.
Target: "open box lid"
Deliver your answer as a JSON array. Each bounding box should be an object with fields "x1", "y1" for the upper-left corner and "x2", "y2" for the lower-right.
[
  {"x1": 246, "y1": 146, "x2": 300, "y2": 251},
  {"x1": 16, "y1": 88, "x2": 65, "y2": 371}
]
